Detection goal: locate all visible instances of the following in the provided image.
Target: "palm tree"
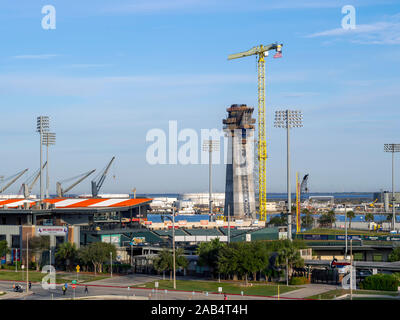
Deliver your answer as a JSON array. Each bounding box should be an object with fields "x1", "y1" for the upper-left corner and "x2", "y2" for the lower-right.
[
  {"x1": 55, "y1": 242, "x2": 77, "y2": 271},
  {"x1": 347, "y1": 211, "x2": 356, "y2": 229},
  {"x1": 365, "y1": 212, "x2": 374, "y2": 222},
  {"x1": 275, "y1": 240, "x2": 304, "y2": 281}
]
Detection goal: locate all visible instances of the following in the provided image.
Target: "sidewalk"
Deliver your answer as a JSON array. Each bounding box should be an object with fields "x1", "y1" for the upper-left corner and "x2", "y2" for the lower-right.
[
  {"x1": 0, "y1": 290, "x2": 33, "y2": 300},
  {"x1": 272, "y1": 284, "x2": 338, "y2": 299}
]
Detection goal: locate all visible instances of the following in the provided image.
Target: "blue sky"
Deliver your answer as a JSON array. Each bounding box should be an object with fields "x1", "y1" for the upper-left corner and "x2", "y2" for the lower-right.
[{"x1": 1, "y1": 0, "x2": 400, "y2": 195}]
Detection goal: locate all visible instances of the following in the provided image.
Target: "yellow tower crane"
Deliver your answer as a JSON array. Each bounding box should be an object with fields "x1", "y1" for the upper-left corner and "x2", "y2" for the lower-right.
[{"x1": 228, "y1": 43, "x2": 283, "y2": 221}]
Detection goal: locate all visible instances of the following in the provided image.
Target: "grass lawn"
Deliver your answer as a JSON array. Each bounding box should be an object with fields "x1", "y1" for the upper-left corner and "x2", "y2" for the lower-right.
[
  {"x1": 143, "y1": 279, "x2": 300, "y2": 296},
  {"x1": 0, "y1": 270, "x2": 109, "y2": 284},
  {"x1": 299, "y1": 228, "x2": 390, "y2": 236},
  {"x1": 307, "y1": 289, "x2": 399, "y2": 300}
]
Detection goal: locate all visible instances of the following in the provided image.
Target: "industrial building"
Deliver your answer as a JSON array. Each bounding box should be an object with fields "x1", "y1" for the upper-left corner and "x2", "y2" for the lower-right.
[{"x1": 373, "y1": 191, "x2": 400, "y2": 212}]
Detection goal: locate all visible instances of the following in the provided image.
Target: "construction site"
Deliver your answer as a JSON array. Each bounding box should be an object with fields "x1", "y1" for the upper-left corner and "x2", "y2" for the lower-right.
[{"x1": 1, "y1": 43, "x2": 400, "y2": 282}]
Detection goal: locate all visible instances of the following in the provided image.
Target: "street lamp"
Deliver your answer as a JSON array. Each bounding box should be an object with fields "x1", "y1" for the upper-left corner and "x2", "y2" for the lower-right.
[
  {"x1": 384, "y1": 144, "x2": 400, "y2": 231},
  {"x1": 202, "y1": 140, "x2": 220, "y2": 214},
  {"x1": 274, "y1": 110, "x2": 303, "y2": 240},
  {"x1": 36, "y1": 116, "x2": 49, "y2": 202},
  {"x1": 110, "y1": 252, "x2": 113, "y2": 277},
  {"x1": 344, "y1": 203, "x2": 348, "y2": 260},
  {"x1": 42, "y1": 132, "x2": 56, "y2": 199},
  {"x1": 172, "y1": 206, "x2": 176, "y2": 289}
]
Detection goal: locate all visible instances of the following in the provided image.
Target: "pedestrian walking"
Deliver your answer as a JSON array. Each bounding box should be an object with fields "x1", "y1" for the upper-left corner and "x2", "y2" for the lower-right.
[
  {"x1": 28, "y1": 281, "x2": 32, "y2": 290},
  {"x1": 62, "y1": 285, "x2": 66, "y2": 296},
  {"x1": 84, "y1": 286, "x2": 89, "y2": 294}
]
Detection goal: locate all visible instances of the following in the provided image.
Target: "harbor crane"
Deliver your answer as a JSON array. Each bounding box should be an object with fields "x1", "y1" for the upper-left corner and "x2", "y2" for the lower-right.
[
  {"x1": 228, "y1": 43, "x2": 283, "y2": 221},
  {"x1": 20, "y1": 162, "x2": 47, "y2": 198},
  {"x1": 300, "y1": 174, "x2": 309, "y2": 196},
  {"x1": 56, "y1": 169, "x2": 96, "y2": 197},
  {"x1": 91, "y1": 156, "x2": 115, "y2": 198},
  {"x1": 0, "y1": 168, "x2": 29, "y2": 194}
]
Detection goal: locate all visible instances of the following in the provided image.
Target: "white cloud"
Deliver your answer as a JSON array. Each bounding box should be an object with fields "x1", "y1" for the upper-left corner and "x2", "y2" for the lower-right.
[
  {"x1": 12, "y1": 54, "x2": 59, "y2": 59},
  {"x1": 306, "y1": 15, "x2": 400, "y2": 44}
]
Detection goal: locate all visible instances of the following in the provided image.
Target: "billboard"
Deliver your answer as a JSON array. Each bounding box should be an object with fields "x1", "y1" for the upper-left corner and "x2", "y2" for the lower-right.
[
  {"x1": 131, "y1": 237, "x2": 146, "y2": 245},
  {"x1": 36, "y1": 226, "x2": 67, "y2": 236},
  {"x1": 101, "y1": 234, "x2": 121, "y2": 246}
]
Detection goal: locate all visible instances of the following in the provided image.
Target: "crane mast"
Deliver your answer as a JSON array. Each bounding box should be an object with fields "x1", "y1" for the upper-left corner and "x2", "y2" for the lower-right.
[
  {"x1": 228, "y1": 43, "x2": 282, "y2": 221},
  {"x1": 22, "y1": 162, "x2": 47, "y2": 198},
  {"x1": 0, "y1": 169, "x2": 29, "y2": 194},
  {"x1": 57, "y1": 169, "x2": 96, "y2": 197},
  {"x1": 91, "y1": 156, "x2": 115, "y2": 198}
]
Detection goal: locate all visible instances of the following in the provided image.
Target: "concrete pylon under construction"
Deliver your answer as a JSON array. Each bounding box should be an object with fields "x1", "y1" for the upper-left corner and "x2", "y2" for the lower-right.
[{"x1": 223, "y1": 104, "x2": 256, "y2": 219}]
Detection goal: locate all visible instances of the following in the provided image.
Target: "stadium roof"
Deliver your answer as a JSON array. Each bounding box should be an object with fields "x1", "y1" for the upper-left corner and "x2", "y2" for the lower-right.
[{"x1": 0, "y1": 198, "x2": 152, "y2": 209}]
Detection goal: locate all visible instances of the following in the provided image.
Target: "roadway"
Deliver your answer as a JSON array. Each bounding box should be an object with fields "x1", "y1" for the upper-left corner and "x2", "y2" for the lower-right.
[{"x1": 0, "y1": 274, "x2": 277, "y2": 300}]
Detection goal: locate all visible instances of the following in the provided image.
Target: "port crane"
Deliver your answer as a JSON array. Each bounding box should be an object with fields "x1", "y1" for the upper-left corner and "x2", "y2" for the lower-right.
[
  {"x1": 91, "y1": 156, "x2": 115, "y2": 198},
  {"x1": 56, "y1": 169, "x2": 96, "y2": 197},
  {"x1": 228, "y1": 43, "x2": 283, "y2": 221},
  {"x1": 20, "y1": 162, "x2": 47, "y2": 198},
  {"x1": 0, "y1": 168, "x2": 29, "y2": 194},
  {"x1": 300, "y1": 174, "x2": 309, "y2": 196}
]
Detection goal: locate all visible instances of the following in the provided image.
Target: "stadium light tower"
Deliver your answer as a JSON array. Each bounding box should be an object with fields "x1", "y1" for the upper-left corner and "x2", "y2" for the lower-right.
[
  {"x1": 202, "y1": 140, "x2": 220, "y2": 215},
  {"x1": 384, "y1": 143, "x2": 400, "y2": 230},
  {"x1": 36, "y1": 116, "x2": 49, "y2": 202},
  {"x1": 42, "y1": 132, "x2": 56, "y2": 199},
  {"x1": 274, "y1": 110, "x2": 303, "y2": 241}
]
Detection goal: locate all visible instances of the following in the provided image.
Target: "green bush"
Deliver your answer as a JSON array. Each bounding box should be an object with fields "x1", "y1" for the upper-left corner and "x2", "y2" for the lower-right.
[
  {"x1": 359, "y1": 274, "x2": 399, "y2": 291},
  {"x1": 289, "y1": 276, "x2": 309, "y2": 285}
]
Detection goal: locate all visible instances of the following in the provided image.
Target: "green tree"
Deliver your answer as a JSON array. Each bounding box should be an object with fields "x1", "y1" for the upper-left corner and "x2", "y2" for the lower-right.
[
  {"x1": 301, "y1": 211, "x2": 314, "y2": 229},
  {"x1": 0, "y1": 240, "x2": 10, "y2": 259},
  {"x1": 318, "y1": 211, "x2": 336, "y2": 228},
  {"x1": 218, "y1": 243, "x2": 242, "y2": 281},
  {"x1": 347, "y1": 211, "x2": 356, "y2": 229},
  {"x1": 365, "y1": 212, "x2": 374, "y2": 222},
  {"x1": 153, "y1": 248, "x2": 188, "y2": 280},
  {"x1": 55, "y1": 242, "x2": 77, "y2": 271},
  {"x1": 275, "y1": 240, "x2": 304, "y2": 280},
  {"x1": 77, "y1": 242, "x2": 117, "y2": 274},
  {"x1": 388, "y1": 247, "x2": 400, "y2": 262},
  {"x1": 196, "y1": 238, "x2": 225, "y2": 277},
  {"x1": 29, "y1": 236, "x2": 50, "y2": 270},
  {"x1": 242, "y1": 242, "x2": 269, "y2": 283},
  {"x1": 268, "y1": 212, "x2": 287, "y2": 226}
]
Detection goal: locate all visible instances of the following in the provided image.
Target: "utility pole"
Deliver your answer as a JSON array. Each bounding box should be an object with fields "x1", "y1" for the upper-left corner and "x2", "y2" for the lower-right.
[
  {"x1": 36, "y1": 116, "x2": 49, "y2": 203},
  {"x1": 26, "y1": 233, "x2": 29, "y2": 293},
  {"x1": 43, "y1": 132, "x2": 56, "y2": 199},
  {"x1": 384, "y1": 144, "x2": 400, "y2": 231},
  {"x1": 110, "y1": 252, "x2": 113, "y2": 277},
  {"x1": 172, "y1": 206, "x2": 176, "y2": 290},
  {"x1": 345, "y1": 203, "x2": 348, "y2": 259},
  {"x1": 203, "y1": 140, "x2": 219, "y2": 215},
  {"x1": 350, "y1": 239, "x2": 353, "y2": 300},
  {"x1": 275, "y1": 110, "x2": 303, "y2": 240}
]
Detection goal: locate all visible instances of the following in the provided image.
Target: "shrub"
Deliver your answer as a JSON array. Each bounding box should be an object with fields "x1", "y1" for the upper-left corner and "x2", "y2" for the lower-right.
[
  {"x1": 359, "y1": 274, "x2": 399, "y2": 291},
  {"x1": 289, "y1": 276, "x2": 309, "y2": 285}
]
